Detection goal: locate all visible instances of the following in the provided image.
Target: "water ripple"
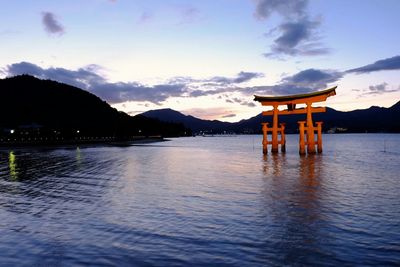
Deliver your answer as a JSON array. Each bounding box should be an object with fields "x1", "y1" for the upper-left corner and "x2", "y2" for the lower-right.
[{"x1": 0, "y1": 135, "x2": 399, "y2": 266}]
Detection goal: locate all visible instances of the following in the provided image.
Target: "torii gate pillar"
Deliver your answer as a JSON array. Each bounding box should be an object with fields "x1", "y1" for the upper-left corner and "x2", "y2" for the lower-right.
[{"x1": 306, "y1": 103, "x2": 315, "y2": 154}]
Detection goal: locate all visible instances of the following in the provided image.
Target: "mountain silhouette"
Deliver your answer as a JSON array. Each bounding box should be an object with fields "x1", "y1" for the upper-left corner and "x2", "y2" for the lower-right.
[
  {"x1": 142, "y1": 102, "x2": 400, "y2": 134},
  {"x1": 142, "y1": 108, "x2": 233, "y2": 133},
  {"x1": 0, "y1": 75, "x2": 190, "y2": 141}
]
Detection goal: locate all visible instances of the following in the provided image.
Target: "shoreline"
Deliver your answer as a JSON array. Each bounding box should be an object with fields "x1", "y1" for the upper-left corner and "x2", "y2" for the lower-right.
[{"x1": 0, "y1": 136, "x2": 166, "y2": 149}]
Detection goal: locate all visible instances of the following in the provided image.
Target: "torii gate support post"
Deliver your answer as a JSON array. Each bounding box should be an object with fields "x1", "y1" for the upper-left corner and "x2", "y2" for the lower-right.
[
  {"x1": 316, "y1": 122, "x2": 323, "y2": 153},
  {"x1": 261, "y1": 122, "x2": 269, "y2": 154},
  {"x1": 298, "y1": 121, "x2": 306, "y2": 155},
  {"x1": 271, "y1": 105, "x2": 279, "y2": 153},
  {"x1": 306, "y1": 103, "x2": 316, "y2": 154},
  {"x1": 280, "y1": 123, "x2": 286, "y2": 153}
]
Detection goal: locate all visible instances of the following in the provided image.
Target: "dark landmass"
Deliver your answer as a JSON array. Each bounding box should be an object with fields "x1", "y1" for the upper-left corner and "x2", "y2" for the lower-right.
[
  {"x1": 142, "y1": 102, "x2": 400, "y2": 134},
  {"x1": 0, "y1": 75, "x2": 191, "y2": 145}
]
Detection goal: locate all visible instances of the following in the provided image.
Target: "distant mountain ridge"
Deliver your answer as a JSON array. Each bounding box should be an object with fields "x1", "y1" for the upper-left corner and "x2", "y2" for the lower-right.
[
  {"x1": 142, "y1": 108, "x2": 233, "y2": 133},
  {"x1": 142, "y1": 102, "x2": 400, "y2": 134}
]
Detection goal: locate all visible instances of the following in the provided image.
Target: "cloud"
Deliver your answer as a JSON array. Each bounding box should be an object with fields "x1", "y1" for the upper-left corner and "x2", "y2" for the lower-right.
[
  {"x1": 346, "y1": 55, "x2": 400, "y2": 74},
  {"x1": 363, "y1": 82, "x2": 398, "y2": 95},
  {"x1": 92, "y1": 82, "x2": 187, "y2": 104},
  {"x1": 7, "y1": 61, "x2": 105, "y2": 90},
  {"x1": 183, "y1": 71, "x2": 264, "y2": 98},
  {"x1": 210, "y1": 71, "x2": 264, "y2": 84},
  {"x1": 254, "y1": 0, "x2": 307, "y2": 20},
  {"x1": 5, "y1": 62, "x2": 187, "y2": 104},
  {"x1": 222, "y1": 114, "x2": 236, "y2": 118},
  {"x1": 41, "y1": 12, "x2": 65, "y2": 35},
  {"x1": 248, "y1": 68, "x2": 342, "y2": 96},
  {"x1": 253, "y1": 0, "x2": 328, "y2": 58},
  {"x1": 282, "y1": 68, "x2": 343, "y2": 87},
  {"x1": 368, "y1": 82, "x2": 388, "y2": 93},
  {"x1": 353, "y1": 82, "x2": 399, "y2": 98},
  {"x1": 225, "y1": 97, "x2": 258, "y2": 107},
  {"x1": 7, "y1": 61, "x2": 45, "y2": 77},
  {"x1": 265, "y1": 18, "x2": 329, "y2": 57}
]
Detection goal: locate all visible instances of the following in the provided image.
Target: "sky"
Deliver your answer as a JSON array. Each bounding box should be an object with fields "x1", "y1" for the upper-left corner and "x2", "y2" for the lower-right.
[{"x1": 1, "y1": 0, "x2": 400, "y2": 122}]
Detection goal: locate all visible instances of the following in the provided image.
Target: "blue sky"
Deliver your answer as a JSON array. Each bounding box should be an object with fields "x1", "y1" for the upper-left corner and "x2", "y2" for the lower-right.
[{"x1": 1, "y1": 0, "x2": 400, "y2": 121}]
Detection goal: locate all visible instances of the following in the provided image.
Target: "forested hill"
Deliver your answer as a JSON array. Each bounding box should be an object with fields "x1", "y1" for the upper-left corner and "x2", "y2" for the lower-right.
[{"x1": 0, "y1": 75, "x2": 189, "y2": 138}]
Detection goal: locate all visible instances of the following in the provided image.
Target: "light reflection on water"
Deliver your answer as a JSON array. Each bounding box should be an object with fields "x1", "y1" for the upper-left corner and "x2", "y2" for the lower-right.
[
  {"x1": 0, "y1": 134, "x2": 399, "y2": 266},
  {"x1": 8, "y1": 151, "x2": 18, "y2": 181}
]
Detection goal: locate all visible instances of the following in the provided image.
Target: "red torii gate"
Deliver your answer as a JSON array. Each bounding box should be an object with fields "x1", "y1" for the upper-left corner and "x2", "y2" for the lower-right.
[{"x1": 254, "y1": 86, "x2": 337, "y2": 154}]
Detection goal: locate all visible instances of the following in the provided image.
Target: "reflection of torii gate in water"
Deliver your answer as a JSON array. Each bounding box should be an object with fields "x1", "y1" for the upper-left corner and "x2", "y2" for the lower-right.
[{"x1": 254, "y1": 86, "x2": 337, "y2": 154}]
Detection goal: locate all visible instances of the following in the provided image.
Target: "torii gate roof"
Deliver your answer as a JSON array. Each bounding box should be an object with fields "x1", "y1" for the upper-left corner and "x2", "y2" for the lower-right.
[{"x1": 254, "y1": 86, "x2": 337, "y2": 105}]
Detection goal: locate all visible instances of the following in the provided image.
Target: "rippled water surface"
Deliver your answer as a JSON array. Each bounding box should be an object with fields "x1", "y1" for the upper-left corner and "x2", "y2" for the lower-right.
[{"x1": 0, "y1": 134, "x2": 399, "y2": 266}]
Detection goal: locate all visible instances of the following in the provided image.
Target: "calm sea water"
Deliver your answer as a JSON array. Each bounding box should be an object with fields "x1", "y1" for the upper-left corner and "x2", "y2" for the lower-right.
[{"x1": 0, "y1": 134, "x2": 399, "y2": 266}]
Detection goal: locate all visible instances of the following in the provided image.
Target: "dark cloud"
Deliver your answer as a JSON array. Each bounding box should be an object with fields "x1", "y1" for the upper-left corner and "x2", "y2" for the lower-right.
[
  {"x1": 346, "y1": 55, "x2": 400, "y2": 74},
  {"x1": 249, "y1": 84, "x2": 308, "y2": 96},
  {"x1": 224, "y1": 97, "x2": 258, "y2": 107},
  {"x1": 41, "y1": 12, "x2": 65, "y2": 35},
  {"x1": 210, "y1": 71, "x2": 264, "y2": 84},
  {"x1": 222, "y1": 114, "x2": 236, "y2": 118},
  {"x1": 234, "y1": 71, "x2": 264, "y2": 83},
  {"x1": 364, "y1": 82, "x2": 398, "y2": 95},
  {"x1": 186, "y1": 71, "x2": 264, "y2": 98},
  {"x1": 282, "y1": 68, "x2": 343, "y2": 87},
  {"x1": 248, "y1": 68, "x2": 342, "y2": 96},
  {"x1": 353, "y1": 82, "x2": 399, "y2": 98},
  {"x1": 167, "y1": 76, "x2": 197, "y2": 84},
  {"x1": 264, "y1": 17, "x2": 329, "y2": 57},
  {"x1": 7, "y1": 61, "x2": 104, "y2": 90},
  {"x1": 368, "y1": 82, "x2": 388, "y2": 92},
  {"x1": 254, "y1": 0, "x2": 307, "y2": 20},
  {"x1": 253, "y1": 0, "x2": 328, "y2": 57},
  {"x1": 275, "y1": 20, "x2": 312, "y2": 49},
  {"x1": 5, "y1": 62, "x2": 186, "y2": 104},
  {"x1": 92, "y1": 82, "x2": 187, "y2": 104},
  {"x1": 7, "y1": 61, "x2": 45, "y2": 77}
]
